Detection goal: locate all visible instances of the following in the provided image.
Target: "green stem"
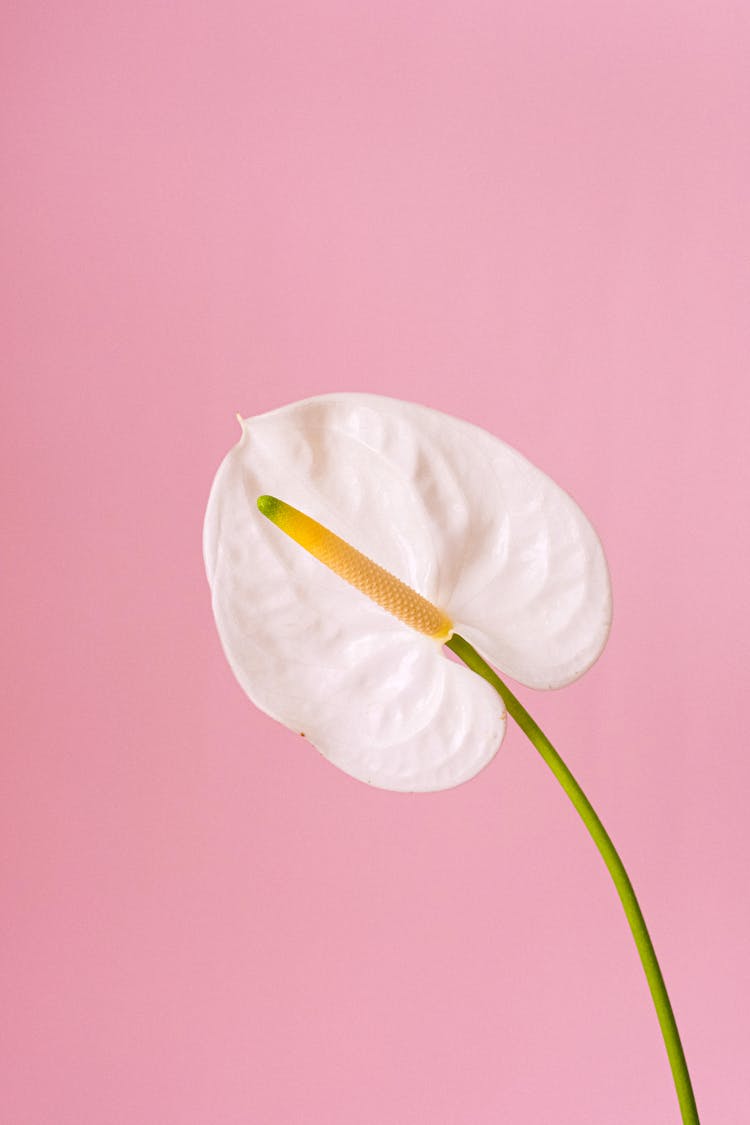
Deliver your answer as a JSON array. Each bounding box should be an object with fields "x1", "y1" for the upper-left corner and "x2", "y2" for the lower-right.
[{"x1": 446, "y1": 632, "x2": 699, "y2": 1125}]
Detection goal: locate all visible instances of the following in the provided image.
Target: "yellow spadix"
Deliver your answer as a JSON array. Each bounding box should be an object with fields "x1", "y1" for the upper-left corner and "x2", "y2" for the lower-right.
[{"x1": 257, "y1": 495, "x2": 453, "y2": 642}]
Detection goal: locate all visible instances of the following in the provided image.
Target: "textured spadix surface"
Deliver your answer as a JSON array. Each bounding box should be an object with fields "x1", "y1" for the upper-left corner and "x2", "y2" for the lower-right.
[{"x1": 203, "y1": 394, "x2": 611, "y2": 791}]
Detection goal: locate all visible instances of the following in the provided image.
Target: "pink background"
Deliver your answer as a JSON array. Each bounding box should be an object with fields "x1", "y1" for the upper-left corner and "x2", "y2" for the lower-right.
[{"x1": 3, "y1": 2, "x2": 748, "y2": 1122}]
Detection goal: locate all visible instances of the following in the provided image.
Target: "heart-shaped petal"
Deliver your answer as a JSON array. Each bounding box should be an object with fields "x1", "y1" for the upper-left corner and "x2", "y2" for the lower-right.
[{"x1": 204, "y1": 394, "x2": 611, "y2": 789}]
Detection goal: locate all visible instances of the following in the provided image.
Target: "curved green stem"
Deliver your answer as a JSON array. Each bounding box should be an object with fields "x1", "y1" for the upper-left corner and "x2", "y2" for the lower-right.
[{"x1": 446, "y1": 633, "x2": 699, "y2": 1125}]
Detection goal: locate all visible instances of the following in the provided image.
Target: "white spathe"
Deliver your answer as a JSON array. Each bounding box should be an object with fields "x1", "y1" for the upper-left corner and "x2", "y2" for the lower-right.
[{"x1": 203, "y1": 394, "x2": 612, "y2": 792}]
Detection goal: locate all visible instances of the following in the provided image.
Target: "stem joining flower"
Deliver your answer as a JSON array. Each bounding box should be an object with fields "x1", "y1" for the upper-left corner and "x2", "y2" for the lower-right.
[{"x1": 257, "y1": 494, "x2": 454, "y2": 642}]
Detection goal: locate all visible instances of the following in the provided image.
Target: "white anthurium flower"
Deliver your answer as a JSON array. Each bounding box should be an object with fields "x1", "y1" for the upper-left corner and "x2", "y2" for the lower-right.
[
  {"x1": 203, "y1": 395, "x2": 701, "y2": 1124},
  {"x1": 203, "y1": 393, "x2": 612, "y2": 792}
]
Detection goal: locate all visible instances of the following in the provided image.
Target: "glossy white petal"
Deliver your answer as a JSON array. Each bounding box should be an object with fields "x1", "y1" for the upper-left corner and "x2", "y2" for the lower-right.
[
  {"x1": 204, "y1": 420, "x2": 506, "y2": 791},
  {"x1": 203, "y1": 393, "x2": 611, "y2": 789}
]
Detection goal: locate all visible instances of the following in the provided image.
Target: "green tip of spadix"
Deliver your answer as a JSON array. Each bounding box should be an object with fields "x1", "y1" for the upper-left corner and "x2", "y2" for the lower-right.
[{"x1": 257, "y1": 494, "x2": 282, "y2": 521}]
